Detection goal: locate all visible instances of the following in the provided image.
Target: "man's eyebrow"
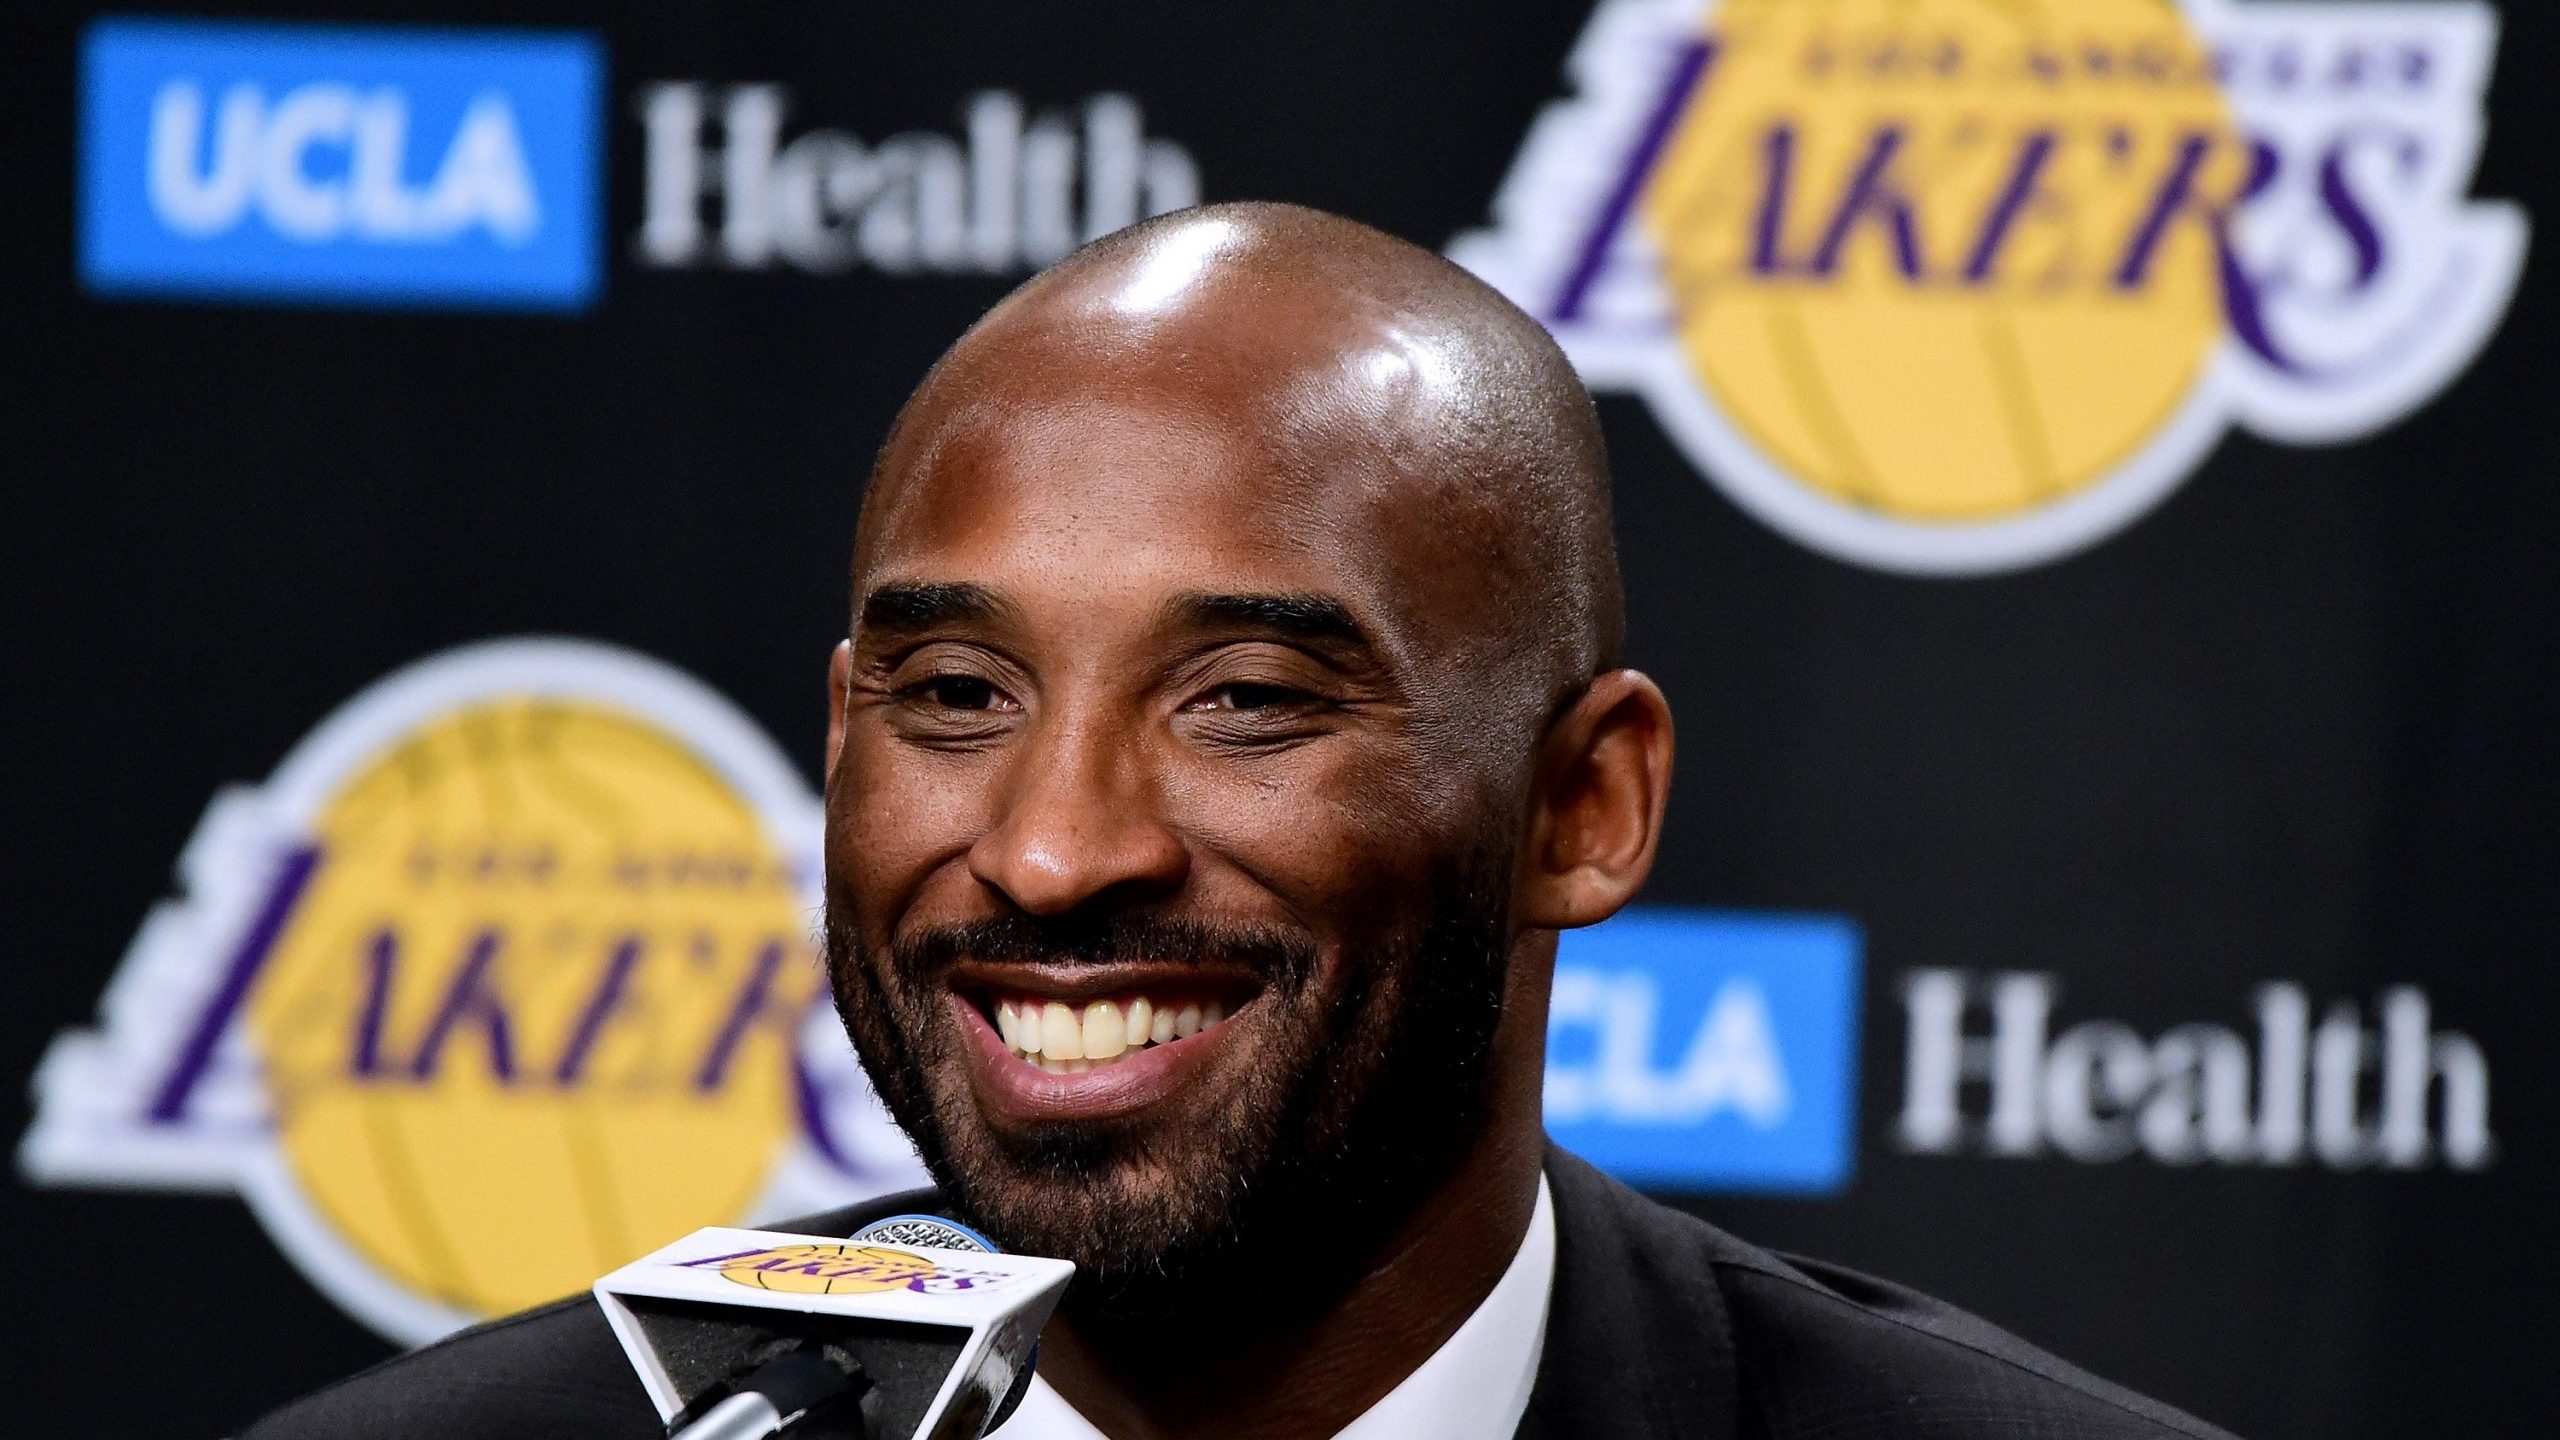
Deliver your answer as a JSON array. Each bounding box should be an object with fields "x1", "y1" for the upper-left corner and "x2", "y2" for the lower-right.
[
  {"x1": 1174, "y1": 591, "x2": 1371, "y2": 648},
  {"x1": 856, "y1": 581, "x2": 1011, "y2": 636}
]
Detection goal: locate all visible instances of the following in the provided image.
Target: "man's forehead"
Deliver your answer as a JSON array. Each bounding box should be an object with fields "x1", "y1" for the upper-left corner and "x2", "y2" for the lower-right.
[
  {"x1": 853, "y1": 384, "x2": 1523, "y2": 681},
  {"x1": 861, "y1": 390, "x2": 1373, "y2": 575}
]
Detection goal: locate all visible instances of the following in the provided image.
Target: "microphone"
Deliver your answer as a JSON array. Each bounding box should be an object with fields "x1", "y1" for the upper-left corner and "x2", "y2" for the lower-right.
[{"x1": 594, "y1": 1215, "x2": 1073, "y2": 1440}]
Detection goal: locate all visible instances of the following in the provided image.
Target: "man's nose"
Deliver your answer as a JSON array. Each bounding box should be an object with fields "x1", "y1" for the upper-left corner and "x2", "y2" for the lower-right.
[{"x1": 967, "y1": 718, "x2": 1189, "y2": 915}]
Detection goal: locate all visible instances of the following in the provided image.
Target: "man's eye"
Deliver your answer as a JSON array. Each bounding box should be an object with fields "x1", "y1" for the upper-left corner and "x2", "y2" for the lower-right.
[
  {"x1": 1189, "y1": 683, "x2": 1309, "y2": 712},
  {"x1": 910, "y1": 675, "x2": 1007, "y2": 711}
]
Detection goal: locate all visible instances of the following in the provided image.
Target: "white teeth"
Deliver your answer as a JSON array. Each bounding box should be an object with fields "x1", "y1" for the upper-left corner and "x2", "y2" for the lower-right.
[
  {"x1": 996, "y1": 994, "x2": 1236, "y2": 1069},
  {"x1": 1042, "y1": 1002, "x2": 1082, "y2": 1060},
  {"x1": 1082, "y1": 1001, "x2": 1126, "y2": 1059}
]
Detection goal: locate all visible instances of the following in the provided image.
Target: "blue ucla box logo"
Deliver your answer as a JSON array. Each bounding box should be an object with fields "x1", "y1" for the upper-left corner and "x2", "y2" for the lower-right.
[
  {"x1": 80, "y1": 18, "x2": 603, "y2": 310},
  {"x1": 1548, "y1": 907, "x2": 1862, "y2": 1194}
]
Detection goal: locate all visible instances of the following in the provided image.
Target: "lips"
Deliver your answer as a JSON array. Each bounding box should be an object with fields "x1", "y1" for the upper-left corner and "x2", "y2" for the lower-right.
[{"x1": 942, "y1": 964, "x2": 1261, "y2": 1122}]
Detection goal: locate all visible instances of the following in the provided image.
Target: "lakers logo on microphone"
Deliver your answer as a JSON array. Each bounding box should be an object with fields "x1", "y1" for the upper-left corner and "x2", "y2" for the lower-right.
[
  {"x1": 1452, "y1": 0, "x2": 2527, "y2": 573},
  {"x1": 669, "y1": 1239, "x2": 1026, "y2": 1296},
  {"x1": 697, "y1": 1243, "x2": 942, "y2": 1295},
  {"x1": 20, "y1": 639, "x2": 930, "y2": 1343}
]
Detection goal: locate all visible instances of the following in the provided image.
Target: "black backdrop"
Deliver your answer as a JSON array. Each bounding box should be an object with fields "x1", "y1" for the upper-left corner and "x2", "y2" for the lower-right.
[{"x1": 12, "y1": 2, "x2": 2555, "y2": 1436}]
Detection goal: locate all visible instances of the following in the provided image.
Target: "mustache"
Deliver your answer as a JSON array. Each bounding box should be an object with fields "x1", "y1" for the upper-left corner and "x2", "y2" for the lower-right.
[{"x1": 890, "y1": 913, "x2": 1319, "y2": 989}]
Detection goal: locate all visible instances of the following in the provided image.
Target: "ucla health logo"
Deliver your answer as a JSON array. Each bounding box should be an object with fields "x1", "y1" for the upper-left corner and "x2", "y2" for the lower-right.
[
  {"x1": 1453, "y1": 0, "x2": 2528, "y2": 574},
  {"x1": 20, "y1": 641, "x2": 929, "y2": 1343},
  {"x1": 80, "y1": 18, "x2": 602, "y2": 309},
  {"x1": 1549, "y1": 908, "x2": 1862, "y2": 1192}
]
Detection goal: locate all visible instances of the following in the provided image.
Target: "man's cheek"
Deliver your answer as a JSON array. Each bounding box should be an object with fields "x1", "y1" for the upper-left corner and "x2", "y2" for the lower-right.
[
  {"x1": 838, "y1": 765, "x2": 936, "y2": 858},
  {"x1": 1172, "y1": 754, "x2": 1440, "y2": 887},
  {"x1": 838, "y1": 798, "x2": 966, "y2": 911}
]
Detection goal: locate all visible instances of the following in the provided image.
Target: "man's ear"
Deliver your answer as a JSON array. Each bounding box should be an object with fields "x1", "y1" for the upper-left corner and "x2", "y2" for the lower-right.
[
  {"x1": 825, "y1": 641, "x2": 853, "y2": 786},
  {"x1": 1516, "y1": 669, "x2": 1675, "y2": 930}
]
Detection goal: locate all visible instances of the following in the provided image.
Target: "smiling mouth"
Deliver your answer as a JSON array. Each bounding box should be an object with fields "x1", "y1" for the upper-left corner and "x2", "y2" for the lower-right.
[{"x1": 979, "y1": 991, "x2": 1240, "y2": 1074}]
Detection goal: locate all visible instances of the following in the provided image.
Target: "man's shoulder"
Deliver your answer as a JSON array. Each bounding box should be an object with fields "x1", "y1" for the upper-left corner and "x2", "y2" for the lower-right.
[
  {"x1": 1539, "y1": 1148, "x2": 2242, "y2": 1440},
  {"x1": 234, "y1": 1292, "x2": 652, "y2": 1440},
  {"x1": 1711, "y1": 1246, "x2": 2239, "y2": 1439},
  {"x1": 236, "y1": 1190, "x2": 939, "y2": 1440}
]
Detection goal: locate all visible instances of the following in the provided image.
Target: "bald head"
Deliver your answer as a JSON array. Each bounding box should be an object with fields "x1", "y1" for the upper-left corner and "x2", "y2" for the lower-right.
[{"x1": 858, "y1": 202, "x2": 1623, "y2": 714}]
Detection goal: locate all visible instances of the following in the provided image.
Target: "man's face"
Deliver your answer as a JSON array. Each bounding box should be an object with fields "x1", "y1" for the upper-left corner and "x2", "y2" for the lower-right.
[{"x1": 824, "y1": 386, "x2": 1526, "y2": 1306}]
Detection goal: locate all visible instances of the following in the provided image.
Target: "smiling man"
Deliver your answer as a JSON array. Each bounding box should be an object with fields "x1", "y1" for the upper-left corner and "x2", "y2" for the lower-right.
[
  {"x1": 814, "y1": 201, "x2": 1639, "y2": 1440},
  {"x1": 244, "y1": 204, "x2": 2238, "y2": 1440}
]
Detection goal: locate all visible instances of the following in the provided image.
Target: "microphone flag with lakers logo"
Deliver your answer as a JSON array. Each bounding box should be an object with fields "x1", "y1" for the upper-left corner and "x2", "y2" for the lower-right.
[{"x1": 595, "y1": 1227, "x2": 1071, "y2": 1440}]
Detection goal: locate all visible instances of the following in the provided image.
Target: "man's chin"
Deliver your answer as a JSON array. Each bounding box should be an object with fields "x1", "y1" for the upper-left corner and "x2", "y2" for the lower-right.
[{"x1": 939, "y1": 1119, "x2": 1237, "y2": 1268}]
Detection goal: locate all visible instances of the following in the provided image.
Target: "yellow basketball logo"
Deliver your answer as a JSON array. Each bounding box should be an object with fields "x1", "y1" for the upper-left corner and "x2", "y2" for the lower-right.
[
  {"x1": 1643, "y1": 0, "x2": 2240, "y2": 523},
  {"x1": 244, "y1": 696, "x2": 805, "y2": 1320},
  {"x1": 1452, "y1": 0, "x2": 2528, "y2": 572},
  {"x1": 706, "y1": 1244, "x2": 941, "y2": 1295},
  {"x1": 18, "y1": 639, "x2": 936, "y2": 1344}
]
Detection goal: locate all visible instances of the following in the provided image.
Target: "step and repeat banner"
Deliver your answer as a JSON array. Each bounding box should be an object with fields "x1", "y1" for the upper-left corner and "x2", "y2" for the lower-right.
[{"x1": 11, "y1": 2, "x2": 2552, "y2": 1436}]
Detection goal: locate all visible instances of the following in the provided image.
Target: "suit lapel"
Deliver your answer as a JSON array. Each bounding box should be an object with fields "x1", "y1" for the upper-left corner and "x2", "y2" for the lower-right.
[{"x1": 1514, "y1": 1146, "x2": 1741, "y2": 1440}]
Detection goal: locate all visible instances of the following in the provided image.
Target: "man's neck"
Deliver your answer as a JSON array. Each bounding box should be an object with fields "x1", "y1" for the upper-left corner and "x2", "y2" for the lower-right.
[{"x1": 1032, "y1": 1119, "x2": 1546, "y2": 1440}]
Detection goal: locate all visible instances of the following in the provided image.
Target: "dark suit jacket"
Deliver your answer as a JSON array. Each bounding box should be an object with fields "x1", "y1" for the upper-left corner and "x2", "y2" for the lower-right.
[{"x1": 240, "y1": 1146, "x2": 2241, "y2": 1438}]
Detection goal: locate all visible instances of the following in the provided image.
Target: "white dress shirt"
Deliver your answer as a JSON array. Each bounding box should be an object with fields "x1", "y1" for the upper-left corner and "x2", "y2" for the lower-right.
[{"x1": 990, "y1": 1174, "x2": 1557, "y2": 1440}]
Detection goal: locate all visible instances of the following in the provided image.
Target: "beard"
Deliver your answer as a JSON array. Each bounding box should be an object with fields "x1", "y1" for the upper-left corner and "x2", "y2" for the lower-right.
[{"x1": 823, "y1": 845, "x2": 1516, "y2": 1327}]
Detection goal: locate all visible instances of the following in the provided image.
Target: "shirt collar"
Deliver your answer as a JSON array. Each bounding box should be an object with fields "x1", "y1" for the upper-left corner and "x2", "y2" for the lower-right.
[{"x1": 1334, "y1": 1171, "x2": 1556, "y2": 1440}]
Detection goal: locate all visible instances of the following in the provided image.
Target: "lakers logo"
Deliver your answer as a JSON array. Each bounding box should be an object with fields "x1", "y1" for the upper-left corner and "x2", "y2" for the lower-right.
[
  {"x1": 21, "y1": 640, "x2": 930, "y2": 1342},
  {"x1": 1452, "y1": 0, "x2": 2526, "y2": 573},
  {"x1": 669, "y1": 1239, "x2": 1019, "y2": 1296},
  {"x1": 694, "y1": 1243, "x2": 942, "y2": 1295}
]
